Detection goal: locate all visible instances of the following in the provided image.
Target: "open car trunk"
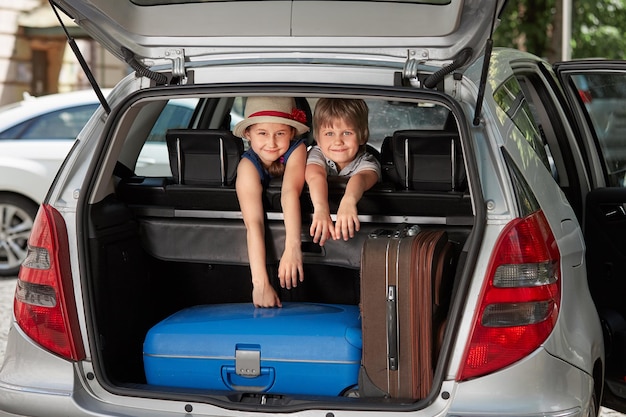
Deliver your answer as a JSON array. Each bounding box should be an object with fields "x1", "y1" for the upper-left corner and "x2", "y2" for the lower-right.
[{"x1": 82, "y1": 89, "x2": 477, "y2": 409}]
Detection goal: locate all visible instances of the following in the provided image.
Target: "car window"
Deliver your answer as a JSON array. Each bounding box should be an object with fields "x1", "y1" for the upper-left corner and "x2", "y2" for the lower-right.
[
  {"x1": 233, "y1": 97, "x2": 451, "y2": 151},
  {"x1": 0, "y1": 104, "x2": 98, "y2": 140},
  {"x1": 146, "y1": 98, "x2": 198, "y2": 144},
  {"x1": 571, "y1": 73, "x2": 626, "y2": 187},
  {"x1": 493, "y1": 76, "x2": 556, "y2": 177},
  {"x1": 134, "y1": 96, "x2": 453, "y2": 178},
  {"x1": 365, "y1": 100, "x2": 450, "y2": 150},
  {"x1": 489, "y1": 68, "x2": 586, "y2": 222},
  {"x1": 135, "y1": 98, "x2": 198, "y2": 176},
  {"x1": 229, "y1": 97, "x2": 245, "y2": 131}
]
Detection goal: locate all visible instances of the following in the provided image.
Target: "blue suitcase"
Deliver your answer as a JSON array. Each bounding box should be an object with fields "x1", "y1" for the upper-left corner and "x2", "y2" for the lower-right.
[{"x1": 143, "y1": 302, "x2": 362, "y2": 396}]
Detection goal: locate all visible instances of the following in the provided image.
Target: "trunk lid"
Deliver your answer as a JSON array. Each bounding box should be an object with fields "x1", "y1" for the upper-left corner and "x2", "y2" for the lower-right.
[{"x1": 51, "y1": 0, "x2": 507, "y2": 68}]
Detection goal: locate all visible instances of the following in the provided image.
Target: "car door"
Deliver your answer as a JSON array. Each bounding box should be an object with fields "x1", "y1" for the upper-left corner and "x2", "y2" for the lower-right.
[{"x1": 555, "y1": 61, "x2": 626, "y2": 413}]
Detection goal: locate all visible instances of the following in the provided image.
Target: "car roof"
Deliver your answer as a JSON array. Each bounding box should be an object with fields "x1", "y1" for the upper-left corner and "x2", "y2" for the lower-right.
[{"x1": 51, "y1": 0, "x2": 507, "y2": 69}]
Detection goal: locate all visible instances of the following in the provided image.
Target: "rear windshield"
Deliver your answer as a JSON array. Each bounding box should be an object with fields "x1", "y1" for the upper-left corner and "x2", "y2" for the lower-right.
[{"x1": 130, "y1": 96, "x2": 452, "y2": 177}]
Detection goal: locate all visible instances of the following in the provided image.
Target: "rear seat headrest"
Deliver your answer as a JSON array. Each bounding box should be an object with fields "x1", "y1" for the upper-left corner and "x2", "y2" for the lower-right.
[
  {"x1": 384, "y1": 129, "x2": 464, "y2": 192},
  {"x1": 166, "y1": 129, "x2": 244, "y2": 186}
]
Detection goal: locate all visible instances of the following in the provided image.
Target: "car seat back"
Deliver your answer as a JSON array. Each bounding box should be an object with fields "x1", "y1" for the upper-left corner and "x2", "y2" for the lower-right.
[
  {"x1": 166, "y1": 129, "x2": 244, "y2": 186},
  {"x1": 382, "y1": 129, "x2": 464, "y2": 192}
]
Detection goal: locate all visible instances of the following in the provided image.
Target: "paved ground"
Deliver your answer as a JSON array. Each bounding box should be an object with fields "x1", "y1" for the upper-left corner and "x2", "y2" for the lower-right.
[{"x1": 0, "y1": 276, "x2": 623, "y2": 415}]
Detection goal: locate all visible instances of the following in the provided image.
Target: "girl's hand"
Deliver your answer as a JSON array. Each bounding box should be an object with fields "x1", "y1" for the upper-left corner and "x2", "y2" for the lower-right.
[
  {"x1": 278, "y1": 244, "x2": 304, "y2": 289},
  {"x1": 252, "y1": 281, "x2": 282, "y2": 308}
]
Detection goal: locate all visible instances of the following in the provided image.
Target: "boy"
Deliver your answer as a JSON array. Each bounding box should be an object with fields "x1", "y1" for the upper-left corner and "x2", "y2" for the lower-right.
[{"x1": 306, "y1": 98, "x2": 381, "y2": 246}]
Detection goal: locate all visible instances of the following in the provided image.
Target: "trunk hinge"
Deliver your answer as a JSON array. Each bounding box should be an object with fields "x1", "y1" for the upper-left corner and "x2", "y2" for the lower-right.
[
  {"x1": 49, "y1": 0, "x2": 111, "y2": 114},
  {"x1": 166, "y1": 49, "x2": 187, "y2": 82},
  {"x1": 121, "y1": 48, "x2": 187, "y2": 86},
  {"x1": 472, "y1": 2, "x2": 499, "y2": 126},
  {"x1": 402, "y1": 50, "x2": 427, "y2": 87},
  {"x1": 402, "y1": 50, "x2": 428, "y2": 88},
  {"x1": 122, "y1": 47, "x2": 189, "y2": 86},
  {"x1": 402, "y1": 48, "x2": 473, "y2": 90}
]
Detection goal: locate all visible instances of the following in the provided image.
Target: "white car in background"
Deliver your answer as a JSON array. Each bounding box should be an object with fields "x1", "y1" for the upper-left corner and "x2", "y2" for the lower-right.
[
  {"x1": 0, "y1": 89, "x2": 195, "y2": 276},
  {"x1": 0, "y1": 89, "x2": 104, "y2": 276}
]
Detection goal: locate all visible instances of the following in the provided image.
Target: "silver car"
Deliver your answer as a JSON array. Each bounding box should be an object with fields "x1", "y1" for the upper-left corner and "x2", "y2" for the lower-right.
[{"x1": 2, "y1": 1, "x2": 626, "y2": 416}]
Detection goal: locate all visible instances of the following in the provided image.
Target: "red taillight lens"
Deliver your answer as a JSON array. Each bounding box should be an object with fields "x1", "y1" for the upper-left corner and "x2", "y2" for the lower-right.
[
  {"x1": 14, "y1": 204, "x2": 85, "y2": 361},
  {"x1": 458, "y1": 210, "x2": 560, "y2": 381}
]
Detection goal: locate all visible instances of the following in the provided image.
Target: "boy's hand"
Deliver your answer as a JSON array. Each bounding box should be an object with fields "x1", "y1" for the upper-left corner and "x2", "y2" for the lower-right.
[
  {"x1": 310, "y1": 211, "x2": 337, "y2": 246},
  {"x1": 252, "y1": 281, "x2": 282, "y2": 308},
  {"x1": 333, "y1": 171, "x2": 377, "y2": 241},
  {"x1": 335, "y1": 199, "x2": 360, "y2": 241},
  {"x1": 278, "y1": 244, "x2": 304, "y2": 289}
]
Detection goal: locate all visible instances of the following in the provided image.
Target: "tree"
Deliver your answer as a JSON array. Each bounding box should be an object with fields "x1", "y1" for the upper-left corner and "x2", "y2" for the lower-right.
[
  {"x1": 493, "y1": 0, "x2": 626, "y2": 62},
  {"x1": 493, "y1": 0, "x2": 557, "y2": 60},
  {"x1": 571, "y1": 0, "x2": 626, "y2": 59}
]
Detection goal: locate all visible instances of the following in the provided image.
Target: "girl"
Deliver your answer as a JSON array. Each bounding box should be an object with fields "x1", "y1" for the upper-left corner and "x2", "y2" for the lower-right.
[{"x1": 233, "y1": 96, "x2": 309, "y2": 308}]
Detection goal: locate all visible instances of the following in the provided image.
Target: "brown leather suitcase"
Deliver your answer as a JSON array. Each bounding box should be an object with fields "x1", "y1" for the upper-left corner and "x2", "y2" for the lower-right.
[{"x1": 359, "y1": 226, "x2": 455, "y2": 399}]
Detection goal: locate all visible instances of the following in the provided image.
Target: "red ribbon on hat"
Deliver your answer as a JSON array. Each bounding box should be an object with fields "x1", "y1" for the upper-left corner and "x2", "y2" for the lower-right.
[{"x1": 248, "y1": 108, "x2": 307, "y2": 124}]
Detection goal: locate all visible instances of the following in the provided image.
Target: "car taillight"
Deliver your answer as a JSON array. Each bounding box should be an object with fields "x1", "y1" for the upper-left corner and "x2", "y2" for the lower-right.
[
  {"x1": 14, "y1": 204, "x2": 85, "y2": 361},
  {"x1": 458, "y1": 210, "x2": 560, "y2": 381}
]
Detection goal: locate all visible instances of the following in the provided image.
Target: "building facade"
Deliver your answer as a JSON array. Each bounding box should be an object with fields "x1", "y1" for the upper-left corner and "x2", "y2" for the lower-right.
[{"x1": 0, "y1": 0, "x2": 126, "y2": 106}]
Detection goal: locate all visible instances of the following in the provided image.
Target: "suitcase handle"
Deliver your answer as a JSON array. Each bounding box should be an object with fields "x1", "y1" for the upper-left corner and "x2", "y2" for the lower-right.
[
  {"x1": 221, "y1": 366, "x2": 276, "y2": 392},
  {"x1": 387, "y1": 285, "x2": 398, "y2": 371}
]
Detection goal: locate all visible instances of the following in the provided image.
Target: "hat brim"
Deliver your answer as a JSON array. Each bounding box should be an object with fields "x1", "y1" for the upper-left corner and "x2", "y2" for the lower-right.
[{"x1": 233, "y1": 116, "x2": 309, "y2": 138}]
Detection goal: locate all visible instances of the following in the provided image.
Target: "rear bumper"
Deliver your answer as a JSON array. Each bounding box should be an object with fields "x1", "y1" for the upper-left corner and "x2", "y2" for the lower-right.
[
  {"x1": 0, "y1": 325, "x2": 80, "y2": 417},
  {"x1": 0, "y1": 325, "x2": 596, "y2": 417},
  {"x1": 448, "y1": 347, "x2": 595, "y2": 417}
]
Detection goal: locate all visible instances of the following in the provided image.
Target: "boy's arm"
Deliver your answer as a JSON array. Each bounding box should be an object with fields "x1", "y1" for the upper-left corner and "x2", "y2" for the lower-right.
[
  {"x1": 236, "y1": 160, "x2": 282, "y2": 308},
  {"x1": 279, "y1": 143, "x2": 306, "y2": 289},
  {"x1": 335, "y1": 169, "x2": 379, "y2": 241},
  {"x1": 305, "y1": 162, "x2": 336, "y2": 246}
]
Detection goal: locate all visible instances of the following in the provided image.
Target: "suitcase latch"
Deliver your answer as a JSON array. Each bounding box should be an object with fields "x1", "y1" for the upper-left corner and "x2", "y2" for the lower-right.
[{"x1": 235, "y1": 347, "x2": 261, "y2": 377}]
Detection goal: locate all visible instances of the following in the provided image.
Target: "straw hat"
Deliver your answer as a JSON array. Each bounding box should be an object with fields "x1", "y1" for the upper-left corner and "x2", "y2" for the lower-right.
[{"x1": 232, "y1": 96, "x2": 310, "y2": 138}]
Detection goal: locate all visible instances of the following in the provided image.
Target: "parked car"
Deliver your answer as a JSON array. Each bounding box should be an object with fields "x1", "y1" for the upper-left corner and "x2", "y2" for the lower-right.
[
  {"x1": 0, "y1": 89, "x2": 104, "y2": 276},
  {"x1": 0, "y1": 89, "x2": 198, "y2": 276},
  {"x1": 2, "y1": 1, "x2": 626, "y2": 416}
]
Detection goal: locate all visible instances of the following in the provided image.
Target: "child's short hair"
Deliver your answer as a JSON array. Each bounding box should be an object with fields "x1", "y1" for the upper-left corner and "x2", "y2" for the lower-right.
[{"x1": 313, "y1": 98, "x2": 369, "y2": 144}]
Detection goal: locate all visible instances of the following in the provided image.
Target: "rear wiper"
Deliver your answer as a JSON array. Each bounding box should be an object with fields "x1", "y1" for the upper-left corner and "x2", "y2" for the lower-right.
[
  {"x1": 49, "y1": 0, "x2": 111, "y2": 114},
  {"x1": 473, "y1": 2, "x2": 499, "y2": 126}
]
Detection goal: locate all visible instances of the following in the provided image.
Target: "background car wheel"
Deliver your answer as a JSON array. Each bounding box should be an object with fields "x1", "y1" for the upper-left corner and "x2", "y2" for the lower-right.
[{"x1": 0, "y1": 194, "x2": 38, "y2": 277}]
